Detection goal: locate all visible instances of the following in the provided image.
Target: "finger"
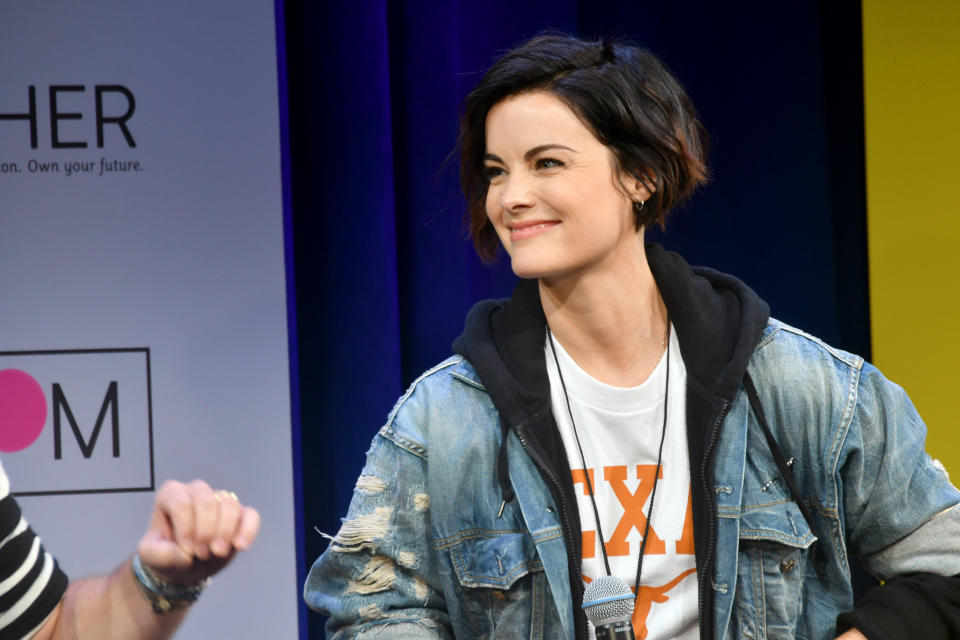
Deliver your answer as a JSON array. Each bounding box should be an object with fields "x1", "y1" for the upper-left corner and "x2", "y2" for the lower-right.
[
  {"x1": 232, "y1": 506, "x2": 261, "y2": 551},
  {"x1": 154, "y1": 479, "x2": 197, "y2": 558},
  {"x1": 137, "y1": 530, "x2": 193, "y2": 572},
  {"x1": 187, "y1": 479, "x2": 217, "y2": 560},
  {"x1": 211, "y1": 492, "x2": 242, "y2": 557}
]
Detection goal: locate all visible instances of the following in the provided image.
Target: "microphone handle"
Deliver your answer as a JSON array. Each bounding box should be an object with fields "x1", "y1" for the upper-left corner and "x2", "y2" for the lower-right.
[{"x1": 594, "y1": 619, "x2": 636, "y2": 640}]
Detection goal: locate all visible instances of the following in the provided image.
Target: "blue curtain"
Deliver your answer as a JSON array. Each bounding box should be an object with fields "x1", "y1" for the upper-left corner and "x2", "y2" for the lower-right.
[{"x1": 283, "y1": 2, "x2": 867, "y2": 636}]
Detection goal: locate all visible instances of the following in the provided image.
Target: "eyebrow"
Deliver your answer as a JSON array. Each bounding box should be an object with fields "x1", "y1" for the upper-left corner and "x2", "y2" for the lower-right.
[{"x1": 483, "y1": 144, "x2": 578, "y2": 164}]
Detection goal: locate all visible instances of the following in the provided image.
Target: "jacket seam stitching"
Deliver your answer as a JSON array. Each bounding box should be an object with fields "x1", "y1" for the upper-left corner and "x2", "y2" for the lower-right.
[
  {"x1": 739, "y1": 528, "x2": 816, "y2": 546},
  {"x1": 773, "y1": 323, "x2": 865, "y2": 369},
  {"x1": 457, "y1": 560, "x2": 545, "y2": 586},
  {"x1": 384, "y1": 356, "x2": 463, "y2": 427},
  {"x1": 532, "y1": 529, "x2": 563, "y2": 544},
  {"x1": 754, "y1": 323, "x2": 782, "y2": 350},
  {"x1": 378, "y1": 356, "x2": 464, "y2": 460},
  {"x1": 718, "y1": 503, "x2": 837, "y2": 516},
  {"x1": 740, "y1": 498, "x2": 805, "y2": 510},
  {"x1": 451, "y1": 370, "x2": 486, "y2": 390},
  {"x1": 434, "y1": 528, "x2": 528, "y2": 549},
  {"x1": 378, "y1": 424, "x2": 429, "y2": 461},
  {"x1": 826, "y1": 361, "x2": 862, "y2": 577}
]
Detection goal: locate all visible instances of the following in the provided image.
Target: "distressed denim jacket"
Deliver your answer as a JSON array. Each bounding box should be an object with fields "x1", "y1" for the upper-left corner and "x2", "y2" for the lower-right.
[{"x1": 304, "y1": 317, "x2": 960, "y2": 639}]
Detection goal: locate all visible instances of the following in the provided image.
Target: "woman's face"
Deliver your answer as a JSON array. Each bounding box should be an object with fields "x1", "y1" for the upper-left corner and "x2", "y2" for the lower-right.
[{"x1": 483, "y1": 91, "x2": 649, "y2": 282}]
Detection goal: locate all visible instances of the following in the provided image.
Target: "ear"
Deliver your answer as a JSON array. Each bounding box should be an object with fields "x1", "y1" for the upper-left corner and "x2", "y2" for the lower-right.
[{"x1": 625, "y1": 169, "x2": 656, "y2": 203}]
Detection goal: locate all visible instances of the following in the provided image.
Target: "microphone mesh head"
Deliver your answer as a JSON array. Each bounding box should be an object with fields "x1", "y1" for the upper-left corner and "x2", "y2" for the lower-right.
[{"x1": 582, "y1": 575, "x2": 635, "y2": 625}]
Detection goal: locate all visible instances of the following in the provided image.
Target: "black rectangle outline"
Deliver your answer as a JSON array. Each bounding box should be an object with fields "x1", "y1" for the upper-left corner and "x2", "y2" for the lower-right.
[{"x1": 1, "y1": 347, "x2": 155, "y2": 496}]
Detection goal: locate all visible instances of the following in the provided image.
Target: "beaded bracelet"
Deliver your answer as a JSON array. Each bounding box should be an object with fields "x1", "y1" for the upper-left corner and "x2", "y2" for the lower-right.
[{"x1": 132, "y1": 553, "x2": 210, "y2": 614}]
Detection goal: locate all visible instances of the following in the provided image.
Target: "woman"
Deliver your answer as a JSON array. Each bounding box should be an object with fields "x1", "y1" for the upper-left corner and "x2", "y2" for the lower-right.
[{"x1": 304, "y1": 34, "x2": 960, "y2": 640}]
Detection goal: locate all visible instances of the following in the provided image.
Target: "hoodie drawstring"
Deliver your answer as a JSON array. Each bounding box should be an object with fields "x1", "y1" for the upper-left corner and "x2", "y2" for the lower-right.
[{"x1": 497, "y1": 426, "x2": 514, "y2": 517}]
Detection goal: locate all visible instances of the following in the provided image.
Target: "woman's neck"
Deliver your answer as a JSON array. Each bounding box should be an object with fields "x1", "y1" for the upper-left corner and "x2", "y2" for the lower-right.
[{"x1": 540, "y1": 241, "x2": 667, "y2": 388}]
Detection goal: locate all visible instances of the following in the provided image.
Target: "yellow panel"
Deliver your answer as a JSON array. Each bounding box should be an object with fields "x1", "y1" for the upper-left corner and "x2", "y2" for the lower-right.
[{"x1": 863, "y1": 0, "x2": 960, "y2": 478}]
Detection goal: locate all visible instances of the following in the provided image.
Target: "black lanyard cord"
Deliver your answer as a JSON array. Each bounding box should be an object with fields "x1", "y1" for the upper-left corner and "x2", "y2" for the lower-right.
[{"x1": 547, "y1": 319, "x2": 671, "y2": 597}]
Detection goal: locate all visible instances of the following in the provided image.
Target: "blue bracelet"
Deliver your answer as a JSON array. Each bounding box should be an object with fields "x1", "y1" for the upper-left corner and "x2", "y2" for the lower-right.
[{"x1": 132, "y1": 553, "x2": 210, "y2": 614}]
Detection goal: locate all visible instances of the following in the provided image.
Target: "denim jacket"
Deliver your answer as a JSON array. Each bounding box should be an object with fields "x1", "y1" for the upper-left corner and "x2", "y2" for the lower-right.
[{"x1": 305, "y1": 246, "x2": 960, "y2": 639}]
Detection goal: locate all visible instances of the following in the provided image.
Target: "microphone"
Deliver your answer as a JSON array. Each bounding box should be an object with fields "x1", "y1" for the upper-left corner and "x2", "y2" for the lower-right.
[{"x1": 582, "y1": 575, "x2": 636, "y2": 640}]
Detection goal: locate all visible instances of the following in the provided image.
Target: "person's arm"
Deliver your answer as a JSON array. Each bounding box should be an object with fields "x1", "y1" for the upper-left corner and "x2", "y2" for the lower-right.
[
  {"x1": 304, "y1": 418, "x2": 452, "y2": 639},
  {"x1": 31, "y1": 479, "x2": 261, "y2": 640},
  {"x1": 837, "y1": 571, "x2": 960, "y2": 640},
  {"x1": 837, "y1": 363, "x2": 960, "y2": 640}
]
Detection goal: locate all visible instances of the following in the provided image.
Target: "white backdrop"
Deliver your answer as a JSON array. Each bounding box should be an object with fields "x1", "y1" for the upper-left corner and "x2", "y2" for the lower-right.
[{"x1": 0, "y1": 2, "x2": 298, "y2": 637}]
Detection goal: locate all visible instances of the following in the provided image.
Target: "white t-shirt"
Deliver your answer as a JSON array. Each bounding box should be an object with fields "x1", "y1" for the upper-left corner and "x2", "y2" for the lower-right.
[{"x1": 546, "y1": 328, "x2": 699, "y2": 640}]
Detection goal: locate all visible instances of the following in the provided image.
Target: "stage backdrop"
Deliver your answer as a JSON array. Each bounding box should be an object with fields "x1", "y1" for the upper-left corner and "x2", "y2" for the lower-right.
[
  {"x1": 0, "y1": 2, "x2": 298, "y2": 637},
  {"x1": 285, "y1": 2, "x2": 872, "y2": 634}
]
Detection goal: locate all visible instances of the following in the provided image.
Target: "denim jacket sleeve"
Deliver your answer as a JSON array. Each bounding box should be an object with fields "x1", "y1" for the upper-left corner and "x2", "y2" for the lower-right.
[
  {"x1": 837, "y1": 362, "x2": 960, "y2": 638},
  {"x1": 303, "y1": 380, "x2": 453, "y2": 639},
  {"x1": 839, "y1": 362, "x2": 960, "y2": 575},
  {"x1": 304, "y1": 356, "x2": 561, "y2": 639}
]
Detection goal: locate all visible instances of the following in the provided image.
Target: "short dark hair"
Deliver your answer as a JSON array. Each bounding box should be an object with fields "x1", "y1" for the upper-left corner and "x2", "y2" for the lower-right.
[{"x1": 459, "y1": 34, "x2": 709, "y2": 262}]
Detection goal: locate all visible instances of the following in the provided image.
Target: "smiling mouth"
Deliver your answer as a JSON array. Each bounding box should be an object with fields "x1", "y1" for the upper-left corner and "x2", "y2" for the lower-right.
[{"x1": 508, "y1": 220, "x2": 560, "y2": 239}]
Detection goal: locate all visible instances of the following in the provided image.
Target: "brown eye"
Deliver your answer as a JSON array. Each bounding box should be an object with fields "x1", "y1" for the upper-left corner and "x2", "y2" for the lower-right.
[
  {"x1": 536, "y1": 157, "x2": 564, "y2": 170},
  {"x1": 484, "y1": 165, "x2": 506, "y2": 182}
]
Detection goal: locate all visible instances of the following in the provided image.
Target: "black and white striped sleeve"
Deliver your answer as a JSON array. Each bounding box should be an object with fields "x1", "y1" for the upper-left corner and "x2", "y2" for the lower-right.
[{"x1": 0, "y1": 462, "x2": 68, "y2": 639}]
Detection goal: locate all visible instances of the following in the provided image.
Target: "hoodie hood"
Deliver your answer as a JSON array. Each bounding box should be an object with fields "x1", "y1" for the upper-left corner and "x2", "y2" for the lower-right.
[{"x1": 453, "y1": 243, "x2": 770, "y2": 410}]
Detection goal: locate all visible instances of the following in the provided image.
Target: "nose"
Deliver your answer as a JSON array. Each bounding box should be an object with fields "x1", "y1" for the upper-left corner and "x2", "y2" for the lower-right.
[{"x1": 499, "y1": 172, "x2": 535, "y2": 212}]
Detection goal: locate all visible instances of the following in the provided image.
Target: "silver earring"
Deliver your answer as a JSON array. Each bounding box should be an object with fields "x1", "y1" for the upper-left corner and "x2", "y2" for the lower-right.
[{"x1": 633, "y1": 200, "x2": 645, "y2": 215}]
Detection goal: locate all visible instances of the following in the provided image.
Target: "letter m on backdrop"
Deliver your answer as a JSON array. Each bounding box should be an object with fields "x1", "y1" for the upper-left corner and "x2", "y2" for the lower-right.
[{"x1": 52, "y1": 382, "x2": 120, "y2": 459}]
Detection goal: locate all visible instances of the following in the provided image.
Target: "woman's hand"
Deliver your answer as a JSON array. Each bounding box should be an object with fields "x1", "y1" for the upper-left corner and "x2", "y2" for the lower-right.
[
  {"x1": 836, "y1": 629, "x2": 868, "y2": 640},
  {"x1": 136, "y1": 479, "x2": 261, "y2": 585}
]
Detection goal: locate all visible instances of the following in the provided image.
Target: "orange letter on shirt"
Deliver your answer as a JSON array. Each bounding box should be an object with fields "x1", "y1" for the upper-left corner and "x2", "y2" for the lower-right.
[
  {"x1": 571, "y1": 468, "x2": 597, "y2": 559},
  {"x1": 604, "y1": 465, "x2": 666, "y2": 557}
]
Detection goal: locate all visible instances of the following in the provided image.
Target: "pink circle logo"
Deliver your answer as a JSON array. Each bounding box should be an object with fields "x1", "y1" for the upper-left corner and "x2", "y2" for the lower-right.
[{"x1": 0, "y1": 369, "x2": 48, "y2": 453}]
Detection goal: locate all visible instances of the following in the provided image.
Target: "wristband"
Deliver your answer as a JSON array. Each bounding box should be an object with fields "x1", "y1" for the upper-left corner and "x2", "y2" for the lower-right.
[{"x1": 132, "y1": 553, "x2": 210, "y2": 614}]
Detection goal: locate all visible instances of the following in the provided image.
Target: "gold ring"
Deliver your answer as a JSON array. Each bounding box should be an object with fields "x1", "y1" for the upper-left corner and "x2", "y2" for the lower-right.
[{"x1": 214, "y1": 490, "x2": 238, "y2": 502}]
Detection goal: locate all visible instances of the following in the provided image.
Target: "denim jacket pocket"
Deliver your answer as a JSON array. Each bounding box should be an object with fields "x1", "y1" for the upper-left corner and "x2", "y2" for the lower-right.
[
  {"x1": 442, "y1": 530, "x2": 547, "y2": 640},
  {"x1": 729, "y1": 501, "x2": 817, "y2": 640}
]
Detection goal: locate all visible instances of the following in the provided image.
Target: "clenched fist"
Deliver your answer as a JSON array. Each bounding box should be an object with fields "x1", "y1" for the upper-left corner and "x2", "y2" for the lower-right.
[{"x1": 137, "y1": 479, "x2": 261, "y2": 586}]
